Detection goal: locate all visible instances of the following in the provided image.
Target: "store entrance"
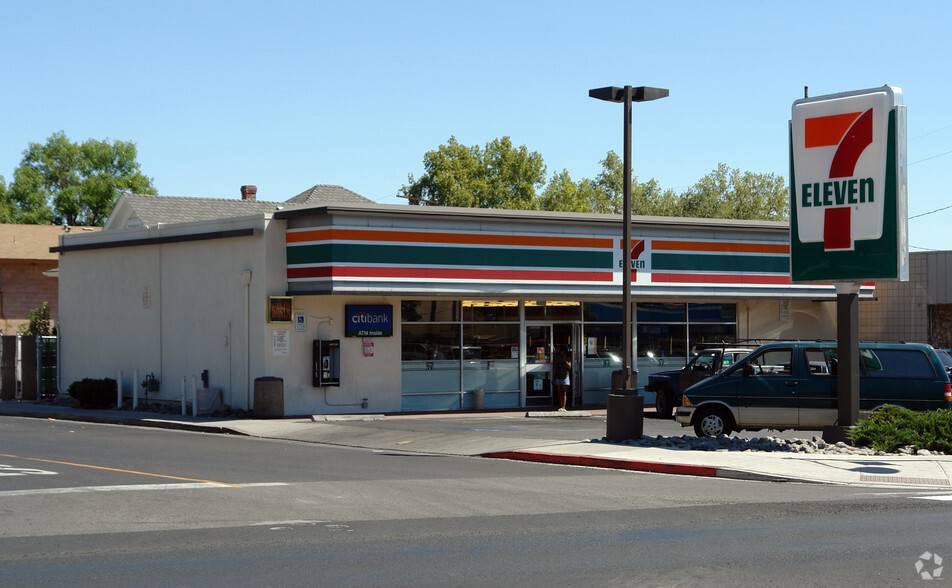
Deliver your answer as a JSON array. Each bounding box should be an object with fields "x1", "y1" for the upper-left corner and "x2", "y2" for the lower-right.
[{"x1": 525, "y1": 323, "x2": 577, "y2": 408}]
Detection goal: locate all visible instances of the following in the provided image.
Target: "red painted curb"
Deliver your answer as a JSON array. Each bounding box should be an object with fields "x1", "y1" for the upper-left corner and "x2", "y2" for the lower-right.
[{"x1": 483, "y1": 450, "x2": 720, "y2": 478}]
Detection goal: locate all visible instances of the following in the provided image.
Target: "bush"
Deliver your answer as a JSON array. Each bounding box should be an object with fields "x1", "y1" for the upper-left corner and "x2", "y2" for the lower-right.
[
  {"x1": 67, "y1": 378, "x2": 117, "y2": 409},
  {"x1": 848, "y1": 404, "x2": 952, "y2": 453}
]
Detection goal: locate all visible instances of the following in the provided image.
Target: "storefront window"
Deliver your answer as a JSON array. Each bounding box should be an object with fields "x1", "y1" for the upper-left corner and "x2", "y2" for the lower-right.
[
  {"x1": 688, "y1": 303, "x2": 736, "y2": 322},
  {"x1": 637, "y1": 302, "x2": 686, "y2": 323},
  {"x1": 462, "y1": 323, "x2": 519, "y2": 392},
  {"x1": 581, "y1": 323, "x2": 623, "y2": 401},
  {"x1": 638, "y1": 323, "x2": 688, "y2": 384},
  {"x1": 689, "y1": 323, "x2": 738, "y2": 352},
  {"x1": 401, "y1": 323, "x2": 460, "y2": 360},
  {"x1": 583, "y1": 301, "x2": 623, "y2": 322},
  {"x1": 462, "y1": 300, "x2": 519, "y2": 322},
  {"x1": 402, "y1": 300, "x2": 519, "y2": 409},
  {"x1": 525, "y1": 301, "x2": 581, "y2": 321},
  {"x1": 402, "y1": 300, "x2": 459, "y2": 323}
]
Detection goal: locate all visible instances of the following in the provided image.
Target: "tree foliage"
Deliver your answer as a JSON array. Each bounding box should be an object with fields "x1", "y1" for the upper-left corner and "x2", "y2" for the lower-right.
[
  {"x1": 5, "y1": 131, "x2": 156, "y2": 226},
  {"x1": 17, "y1": 301, "x2": 54, "y2": 336},
  {"x1": 401, "y1": 136, "x2": 546, "y2": 209},
  {"x1": 402, "y1": 137, "x2": 789, "y2": 222}
]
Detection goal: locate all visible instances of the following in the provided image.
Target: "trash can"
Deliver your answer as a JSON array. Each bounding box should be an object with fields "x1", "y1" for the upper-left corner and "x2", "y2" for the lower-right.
[
  {"x1": 253, "y1": 376, "x2": 284, "y2": 418},
  {"x1": 474, "y1": 389, "x2": 485, "y2": 410}
]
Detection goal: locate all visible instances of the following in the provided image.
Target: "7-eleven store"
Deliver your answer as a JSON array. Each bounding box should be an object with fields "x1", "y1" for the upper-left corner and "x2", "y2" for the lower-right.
[
  {"x1": 57, "y1": 200, "x2": 853, "y2": 416},
  {"x1": 274, "y1": 203, "x2": 847, "y2": 415}
]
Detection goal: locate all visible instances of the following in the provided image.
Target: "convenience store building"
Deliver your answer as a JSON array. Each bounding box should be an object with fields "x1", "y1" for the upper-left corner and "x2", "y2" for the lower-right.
[{"x1": 54, "y1": 186, "x2": 854, "y2": 415}]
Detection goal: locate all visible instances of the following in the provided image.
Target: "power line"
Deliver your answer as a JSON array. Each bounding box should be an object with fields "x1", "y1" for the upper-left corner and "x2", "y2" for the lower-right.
[
  {"x1": 909, "y1": 203, "x2": 952, "y2": 220},
  {"x1": 908, "y1": 148, "x2": 952, "y2": 166}
]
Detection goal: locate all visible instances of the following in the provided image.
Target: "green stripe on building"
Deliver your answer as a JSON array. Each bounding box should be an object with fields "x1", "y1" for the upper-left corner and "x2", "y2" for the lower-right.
[
  {"x1": 652, "y1": 252, "x2": 789, "y2": 274},
  {"x1": 287, "y1": 243, "x2": 613, "y2": 269}
]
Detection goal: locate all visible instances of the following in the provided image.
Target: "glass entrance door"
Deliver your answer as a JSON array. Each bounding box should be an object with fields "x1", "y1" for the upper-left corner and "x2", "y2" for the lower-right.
[
  {"x1": 525, "y1": 323, "x2": 578, "y2": 408},
  {"x1": 525, "y1": 324, "x2": 552, "y2": 407}
]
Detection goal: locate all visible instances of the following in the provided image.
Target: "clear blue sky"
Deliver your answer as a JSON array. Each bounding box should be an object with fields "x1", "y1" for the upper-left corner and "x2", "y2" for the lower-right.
[{"x1": 3, "y1": 0, "x2": 950, "y2": 251}]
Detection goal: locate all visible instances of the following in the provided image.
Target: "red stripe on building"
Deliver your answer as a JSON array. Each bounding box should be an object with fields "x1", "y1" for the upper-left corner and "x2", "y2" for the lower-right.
[
  {"x1": 288, "y1": 266, "x2": 615, "y2": 282},
  {"x1": 650, "y1": 272, "x2": 792, "y2": 285}
]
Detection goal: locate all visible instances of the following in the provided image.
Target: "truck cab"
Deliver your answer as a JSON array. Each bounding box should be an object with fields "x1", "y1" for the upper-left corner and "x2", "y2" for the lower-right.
[{"x1": 646, "y1": 346, "x2": 752, "y2": 418}]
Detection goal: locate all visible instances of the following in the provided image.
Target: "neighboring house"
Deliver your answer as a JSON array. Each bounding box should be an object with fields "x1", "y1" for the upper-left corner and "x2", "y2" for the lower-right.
[{"x1": 0, "y1": 224, "x2": 100, "y2": 334}]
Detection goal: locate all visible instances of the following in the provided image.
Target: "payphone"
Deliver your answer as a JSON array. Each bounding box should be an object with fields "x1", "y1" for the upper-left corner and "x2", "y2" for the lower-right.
[{"x1": 313, "y1": 339, "x2": 341, "y2": 387}]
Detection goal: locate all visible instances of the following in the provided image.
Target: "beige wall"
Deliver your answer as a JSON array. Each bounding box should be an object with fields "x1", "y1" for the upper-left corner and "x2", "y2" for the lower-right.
[
  {"x1": 262, "y1": 295, "x2": 403, "y2": 415},
  {"x1": 58, "y1": 216, "x2": 271, "y2": 407},
  {"x1": 740, "y1": 298, "x2": 837, "y2": 341}
]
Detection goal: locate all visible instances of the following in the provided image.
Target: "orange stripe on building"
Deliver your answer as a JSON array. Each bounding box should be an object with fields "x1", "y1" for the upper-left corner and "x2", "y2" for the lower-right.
[
  {"x1": 804, "y1": 112, "x2": 862, "y2": 148},
  {"x1": 651, "y1": 240, "x2": 789, "y2": 254},
  {"x1": 287, "y1": 227, "x2": 613, "y2": 249}
]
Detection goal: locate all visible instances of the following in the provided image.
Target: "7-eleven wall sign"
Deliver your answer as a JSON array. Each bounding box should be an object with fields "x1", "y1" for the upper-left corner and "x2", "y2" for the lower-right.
[{"x1": 789, "y1": 86, "x2": 907, "y2": 282}]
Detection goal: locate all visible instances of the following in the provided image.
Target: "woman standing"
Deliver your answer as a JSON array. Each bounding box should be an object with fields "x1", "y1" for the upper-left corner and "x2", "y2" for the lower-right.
[{"x1": 553, "y1": 346, "x2": 571, "y2": 411}]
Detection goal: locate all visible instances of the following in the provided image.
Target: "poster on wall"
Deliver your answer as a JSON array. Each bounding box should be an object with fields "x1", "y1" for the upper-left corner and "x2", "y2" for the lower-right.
[{"x1": 272, "y1": 329, "x2": 290, "y2": 356}]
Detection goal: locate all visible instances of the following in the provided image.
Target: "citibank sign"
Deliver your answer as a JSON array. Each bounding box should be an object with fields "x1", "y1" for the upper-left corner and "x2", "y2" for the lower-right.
[
  {"x1": 345, "y1": 305, "x2": 393, "y2": 337},
  {"x1": 789, "y1": 86, "x2": 907, "y2": 282}
]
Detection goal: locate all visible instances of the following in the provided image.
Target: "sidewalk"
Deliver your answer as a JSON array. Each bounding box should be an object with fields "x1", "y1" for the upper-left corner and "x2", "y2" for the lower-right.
[{"x1": 3, "y1": 400, "x2": 952, "y2": 490}]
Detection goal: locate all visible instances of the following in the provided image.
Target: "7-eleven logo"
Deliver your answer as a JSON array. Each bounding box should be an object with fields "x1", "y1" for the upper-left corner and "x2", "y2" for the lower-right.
[
  {"x1": 617, "y1": 238, "x2": 650, "y2": 283},
  {"x1": 803, "y1": 109, "x2": 873, "y2": 250},
  {"x1": 791, "y1": 89, "x2": 891, "y2": 252}
]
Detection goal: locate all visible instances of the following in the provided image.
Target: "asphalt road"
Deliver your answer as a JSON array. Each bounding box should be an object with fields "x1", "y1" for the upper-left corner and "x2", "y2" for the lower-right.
[{"x1": 2, "y1": 416, "x2": 951, "y2": 586}]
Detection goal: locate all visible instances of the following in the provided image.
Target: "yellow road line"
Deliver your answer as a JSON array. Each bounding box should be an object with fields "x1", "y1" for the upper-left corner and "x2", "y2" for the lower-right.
[{"x1": 0, "y1": 453, "x2": 241, "y2": 488}]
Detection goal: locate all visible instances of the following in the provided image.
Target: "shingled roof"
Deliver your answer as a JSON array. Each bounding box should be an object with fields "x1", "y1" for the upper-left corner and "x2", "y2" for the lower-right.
[
  {"x1": 285, "y1": 185, "x2": 373, "y2": 206},
  {"x1": 104, "y1": 185, "x2": 373, "y2": 230}
]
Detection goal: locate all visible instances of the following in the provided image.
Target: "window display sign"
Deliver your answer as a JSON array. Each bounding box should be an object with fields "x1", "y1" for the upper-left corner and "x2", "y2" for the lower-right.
[
  {"x1": 789, "y1": 85, "x2": 908, "y2": 282},
  {"x1": 345, "y1": 305, "x2": 393, "y2": 337}
]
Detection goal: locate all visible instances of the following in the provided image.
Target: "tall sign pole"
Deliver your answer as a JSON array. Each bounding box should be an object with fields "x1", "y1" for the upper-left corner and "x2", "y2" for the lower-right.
[
  {"x1": 590, "y1": 85, "x2": 668, "y2": 442},
  {"x1": 789, "y1": 85, "x2": 907, "y2": 439}
]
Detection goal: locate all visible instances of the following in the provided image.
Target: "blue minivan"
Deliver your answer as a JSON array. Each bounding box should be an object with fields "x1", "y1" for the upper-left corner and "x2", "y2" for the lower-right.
[{"x1": 676, "y1": 341, "x2": 952, "y2": 437}]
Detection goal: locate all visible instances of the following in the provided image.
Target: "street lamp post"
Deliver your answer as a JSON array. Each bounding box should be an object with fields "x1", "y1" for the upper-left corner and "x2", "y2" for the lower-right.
[{"x1": 589, "y1": 85, "x2": 668, "y2": 442}]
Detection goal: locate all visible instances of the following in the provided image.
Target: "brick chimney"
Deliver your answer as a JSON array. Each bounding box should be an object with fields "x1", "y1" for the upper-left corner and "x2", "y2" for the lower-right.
[{"x1": 240, "y1": 185, "x2": 257, "y2": 201}]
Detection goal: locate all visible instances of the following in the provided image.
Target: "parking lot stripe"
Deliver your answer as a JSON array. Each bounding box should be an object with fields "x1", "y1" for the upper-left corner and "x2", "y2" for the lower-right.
[
  {"x1": 0, "y1": 482, "x2": 288, "y2": 497},
  {"x1": 0, "y1": 453, "x2": 241, "y2": 488}
]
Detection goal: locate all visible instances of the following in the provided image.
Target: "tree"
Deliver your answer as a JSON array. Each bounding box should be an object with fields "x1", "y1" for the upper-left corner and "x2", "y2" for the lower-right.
[
  {"x1": 677, "y1": 163, "x2": 788, "y2": 221},
  {"x1": 0, "y1": 176, "x2": 15, "y2": 223},
  {"x1": 18, "y1": 302, "x2": 54, "y2": 336},
  {"x1": 402, "y1": 137, "x2": 789, "y2": 222},
  {"x1": 400, "y1": 136, "x2": 546, "y2": 209},
  {"x1": 7, "y1": 131, "x2": 156, "y2": 226}
]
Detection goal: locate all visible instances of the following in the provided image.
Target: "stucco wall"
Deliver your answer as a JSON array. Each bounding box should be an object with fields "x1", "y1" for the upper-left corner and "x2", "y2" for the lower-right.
[
  {"x1": 740, "y1": 298, "x2": 837, "y2": 341},
  {"x1": 262, "y1": 294, "x2": 403, "y2": 415},
  {"x1": 58, "y1": 217, "x2": 269, "y2": 406}
]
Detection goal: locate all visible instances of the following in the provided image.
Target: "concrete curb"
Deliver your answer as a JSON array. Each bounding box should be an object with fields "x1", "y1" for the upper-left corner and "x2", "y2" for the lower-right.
[
  {"x1": 0, "y1": 408, "x2": 250, "y2": 436},
  {"x1": 525, "y1": 411, "x2": 593, "y2": 418},
  {"x1": 481, "y1": 449, "x2": 811, "y2": 484},
  {"x1": 311, "y1": 414, "x2": 386, "y2": 422}
]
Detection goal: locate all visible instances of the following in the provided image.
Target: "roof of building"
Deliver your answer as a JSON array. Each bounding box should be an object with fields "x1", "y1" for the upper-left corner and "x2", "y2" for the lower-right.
[
  {"x1": 0, "y1": 223, "x2": 100, "y2": 261},
  {"x1": 103, "y1": 185, "x2": 374, "y2": 230},
  {"x1": 285, "y1": 185, "x2": 373, "y2": 206}
]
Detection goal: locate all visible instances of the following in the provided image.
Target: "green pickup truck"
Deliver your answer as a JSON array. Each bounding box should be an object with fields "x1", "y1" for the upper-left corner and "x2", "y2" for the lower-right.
[{"x1": 676, "y1": 341, "x2": 952, "y2": 437}]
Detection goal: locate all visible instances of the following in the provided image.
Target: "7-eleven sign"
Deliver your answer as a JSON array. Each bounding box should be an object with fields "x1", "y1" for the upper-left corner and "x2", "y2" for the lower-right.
[{"x1": 789, "y1": 86, "x2": 907, "y2": 282}]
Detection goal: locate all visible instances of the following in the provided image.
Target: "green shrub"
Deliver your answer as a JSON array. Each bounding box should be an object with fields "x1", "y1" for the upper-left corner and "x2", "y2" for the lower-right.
[
  {"x1": 67, "y1": 378, "x2": 117, "y2": 409},
  {"x1": 848, "y1": 405, "x2": 952, "y2": 453}
]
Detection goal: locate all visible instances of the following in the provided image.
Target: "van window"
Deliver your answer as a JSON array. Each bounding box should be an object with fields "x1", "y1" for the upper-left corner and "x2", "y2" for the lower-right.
[
  {"x1": 862, "y1": 349, "x2": 937, "y2": 379},
  {"x1": 805, "y1": 348, "x2": 835, "y2": 375},
  {"x1": 747, "y1": 348, "x2": 793, "y2": 376}
]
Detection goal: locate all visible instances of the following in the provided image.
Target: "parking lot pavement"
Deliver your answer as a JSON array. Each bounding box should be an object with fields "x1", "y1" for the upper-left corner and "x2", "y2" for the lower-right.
[{"x1": 4, "y1": 401, "x2": 952, "y2": 488}]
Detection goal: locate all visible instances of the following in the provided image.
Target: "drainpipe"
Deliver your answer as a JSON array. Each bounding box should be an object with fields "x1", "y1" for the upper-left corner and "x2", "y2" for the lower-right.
[{"x1": 239, "y1": 270, "x2": 252, "y2": 410}]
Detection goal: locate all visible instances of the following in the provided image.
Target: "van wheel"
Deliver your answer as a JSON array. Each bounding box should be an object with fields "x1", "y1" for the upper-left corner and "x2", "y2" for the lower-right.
[
  {"x1": 654, "y1": 390, "x2": 674, "y2": 419},
  {"x1": 694, "y1": 406, "x2": 733, "y2": 437}
]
